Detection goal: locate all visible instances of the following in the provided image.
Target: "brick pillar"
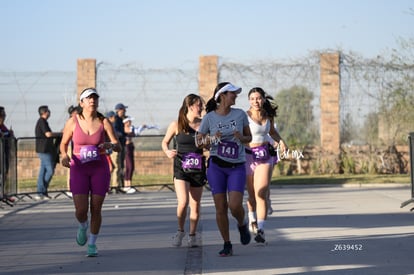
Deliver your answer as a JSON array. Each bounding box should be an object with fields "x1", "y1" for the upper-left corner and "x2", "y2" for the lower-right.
[
  {"x1": 199, "y1": 56, "x2": 218, "y2": 103},
  {"x1": 77, "y1": 59, "x2": 96, "y2": 99},
  {"x1": 320, "y1": 53, "x2": 340, "y2": 154}
]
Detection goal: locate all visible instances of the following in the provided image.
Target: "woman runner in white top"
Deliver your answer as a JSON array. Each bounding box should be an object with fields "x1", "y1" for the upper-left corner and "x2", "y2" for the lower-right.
[{"x1": 245, "y1": 87, "x2": 287, "y2": 244}]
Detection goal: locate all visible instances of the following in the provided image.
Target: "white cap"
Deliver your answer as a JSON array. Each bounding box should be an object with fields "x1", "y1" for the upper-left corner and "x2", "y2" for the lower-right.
[
  {"x1": 80, "y1": 88, "x2": 99, "y2": 101},
  {"x1": 214, "y1": 83, "x2": 242, "y2": 101}
]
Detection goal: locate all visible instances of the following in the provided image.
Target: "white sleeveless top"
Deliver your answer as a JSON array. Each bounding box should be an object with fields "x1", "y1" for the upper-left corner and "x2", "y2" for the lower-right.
[{"x1": 248, "y1": 116, "x2": 270, "y2": 144}]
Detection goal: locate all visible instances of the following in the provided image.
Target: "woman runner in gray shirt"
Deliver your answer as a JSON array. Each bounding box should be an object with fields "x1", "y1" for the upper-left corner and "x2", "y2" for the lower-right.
[{"x1": 197, "y1": 82, "x2": 252, "y2": 256}]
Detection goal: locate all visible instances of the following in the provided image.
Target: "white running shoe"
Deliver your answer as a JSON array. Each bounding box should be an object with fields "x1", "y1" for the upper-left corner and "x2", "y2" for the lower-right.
[
  {"x1": 188, "y1": 234, "x2": 200, "y2": 247},
  {"x1": 126, "y1": 188, "x2": 136, "y2": 194},
  {"x1": 172, "y1": 231, "x2": 185, "y2": 247},
  {"x1": 249, "y1": 221, "x2": 258, "y2": 234},
  {"x1": 32, "y1": 194, "x2": 43, "y2": 201}
]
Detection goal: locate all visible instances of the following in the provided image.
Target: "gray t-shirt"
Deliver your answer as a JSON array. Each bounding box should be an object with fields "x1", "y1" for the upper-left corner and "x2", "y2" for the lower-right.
[{"x1": 199, "y1": 108, "x2": 249, "y2": 163}]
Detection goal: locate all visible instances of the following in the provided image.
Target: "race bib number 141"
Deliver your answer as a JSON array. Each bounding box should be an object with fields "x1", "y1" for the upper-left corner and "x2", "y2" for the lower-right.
[{"x1": 217, "y1": 141, "x2": 239, "y2": 159}]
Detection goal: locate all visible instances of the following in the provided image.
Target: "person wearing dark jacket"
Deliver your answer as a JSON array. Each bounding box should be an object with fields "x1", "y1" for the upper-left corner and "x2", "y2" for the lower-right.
[{"x1": 34, "y1": 105, "x2": 61, "y2": 199}]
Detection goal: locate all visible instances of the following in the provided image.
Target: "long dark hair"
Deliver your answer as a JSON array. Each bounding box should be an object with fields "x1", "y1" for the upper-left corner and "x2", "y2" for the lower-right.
[
  {"x1": 205, "y1": 82, "x2": 230, "y2": 113},
  {"x1": 177, "y1": 93, "x2": 202, "y2": 133},
  {"x1": 248, "y1": 87, "x2": 278, "y2": 118}
]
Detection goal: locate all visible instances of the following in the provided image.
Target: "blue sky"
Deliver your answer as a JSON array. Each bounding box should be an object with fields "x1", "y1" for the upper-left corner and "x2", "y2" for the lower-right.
[{"x1": 1, "y1": 0, "x2": 413, "y2": 71}]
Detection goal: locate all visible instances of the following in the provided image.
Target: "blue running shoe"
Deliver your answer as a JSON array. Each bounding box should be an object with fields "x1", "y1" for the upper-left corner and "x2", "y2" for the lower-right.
[
  {"x1": 76, "y1": 226, "x2": 88, "y2": 246},
  {"x1": 87, "y1": 244, "x2": 98, "y2": 257}
]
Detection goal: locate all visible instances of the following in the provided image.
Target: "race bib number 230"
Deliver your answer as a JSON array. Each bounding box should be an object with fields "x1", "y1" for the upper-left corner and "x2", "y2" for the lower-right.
[{"x1": 182, "y1": 152, "x2": 202, "y2": 171}]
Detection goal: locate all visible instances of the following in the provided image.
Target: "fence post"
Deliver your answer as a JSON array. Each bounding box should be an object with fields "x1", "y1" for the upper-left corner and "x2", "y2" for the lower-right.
[
  {"x1": 199, "y1": 55, "x2": 218, "y2": 104},
  {"x1": 400, "y1": 132, "x2": 414, "y2": 209}
]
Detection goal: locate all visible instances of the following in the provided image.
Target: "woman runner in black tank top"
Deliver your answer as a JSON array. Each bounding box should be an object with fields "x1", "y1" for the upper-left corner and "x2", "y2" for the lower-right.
[{"x1": 161, "y1": 94, "x2": 206, "y2": 248}]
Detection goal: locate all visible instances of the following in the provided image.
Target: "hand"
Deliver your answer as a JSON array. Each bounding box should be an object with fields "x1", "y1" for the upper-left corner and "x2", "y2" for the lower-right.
[
  {"x1": 279, "y1": 140, "x2": 288, "y2": 152},
  {"x1": 165, "y1": 149, "x2": 177, "y2": 159},
  {"x1": 99, "y1": 142, "x2": 114, "y2": 150},
  {"x1": 61, "y1": 155, "x2": 71, "y2": 168}
]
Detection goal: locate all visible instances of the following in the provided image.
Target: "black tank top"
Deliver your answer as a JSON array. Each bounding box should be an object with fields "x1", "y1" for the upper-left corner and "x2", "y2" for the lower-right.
[{"x1": 175, "y1": 128, "x2": 202, "y2": 155}]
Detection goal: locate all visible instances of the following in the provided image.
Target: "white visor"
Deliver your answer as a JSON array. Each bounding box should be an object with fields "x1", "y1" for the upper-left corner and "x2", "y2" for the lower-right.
[
  {"x1": 80, "y1": 88, "x2": 99, "y2": 101},
  {"x1": 122, "y1": 117, "x2": 134, "y2": 123},
  {"x1": 214, "y1": 83, "x2": 242, "y2": 101}
]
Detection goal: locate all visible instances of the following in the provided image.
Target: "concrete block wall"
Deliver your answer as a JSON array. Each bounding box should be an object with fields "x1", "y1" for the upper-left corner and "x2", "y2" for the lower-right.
[
  {"x1": 135, "y1": 151, "x2": 173, "y2": 175},
  {"x1": 16, "y1": 150, "x2": 173, "y2": 181}
]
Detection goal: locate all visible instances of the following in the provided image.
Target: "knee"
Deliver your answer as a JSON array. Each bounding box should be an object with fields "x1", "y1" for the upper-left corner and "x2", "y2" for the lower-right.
[
  {"x1": 177, "y1": 197, "x2": 189, "y2": 209},
  {"x1": 89, "y1": 206, "x2": 102, "y2": 217},
  {"x1": 228, "y1": 200, "x2": 243, "y2": 214},
  {"x1": 257, "y1": 187, "x2": 268, "y2": 200},
  {"x1": 177, "y1": 203, "x2": 188, "y2": 213},
  {"x1": 190, "y1": 202, "x2": 201, "y2": 214},
  {"x1": 215, "y1": 204, "x2": 228, "y2": 216},
  {"x1": 75, "y1": 206, "x2": 88, "y2": 217}
]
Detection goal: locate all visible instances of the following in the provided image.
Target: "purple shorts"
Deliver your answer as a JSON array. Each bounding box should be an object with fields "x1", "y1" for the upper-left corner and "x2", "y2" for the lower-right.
[
  {"x1": 207, "y1": 158, "x2": 246, "y2": 195},
  {"x1": 245, "y1": 153, "x2": 274, "y2": 176},
  {"x1": 70, "y1": 154, "x2": 110, "y2": 196}
]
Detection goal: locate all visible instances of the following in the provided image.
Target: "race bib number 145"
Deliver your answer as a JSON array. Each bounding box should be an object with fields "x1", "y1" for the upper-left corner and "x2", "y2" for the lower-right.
[{"x1": 79, "y1": 145, "x2": 100, "y2": 163}]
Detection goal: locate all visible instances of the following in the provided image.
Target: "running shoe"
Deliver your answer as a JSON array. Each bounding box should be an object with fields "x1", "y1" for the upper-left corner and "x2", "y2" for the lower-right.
[
  {"x1": 126, "y1": 187, "x2": 136, "y2": 194},
  {"x1": 76, "y1": 226, "x2": 88, "y2": 246},
  {"x1": 249, "y1": 221, "x2": 258, "y2": 234},
  {"x1": 268, "y1": 205, "x2": 274, "y2": 215},
  {"x1": 267, "y1": 197, "x2": 274, "y2": 215},
  {"x1": 32, "y1": 194, "x2": 43, "y2": 201},
  {"x1": 172, "y1": 230, "x2": 185, "y2": 247},
  {"x1": 238, "y1": 223, "x2": 251, "y2": 245},
  {"x1": 87, "y1": 244, "x2": 98, "y2": 257},
  {"x1": 255, "y1": 229, "x2": 266, "y2": 245},
  {"x1": 219, "y1": 242, "x2": 233, "y2": 257},
  {"x1": 188, "y1": 234, "x2": 200, "y2": 248}
]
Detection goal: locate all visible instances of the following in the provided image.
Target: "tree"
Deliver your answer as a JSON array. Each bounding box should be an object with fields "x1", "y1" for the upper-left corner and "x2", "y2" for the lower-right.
[
  {"x1": 274, "y1": 85, "x2": 318, "y2": 146},
  {"x1": 361, "y1": 112, "x2": 379, "y2": 145},
  {"x1": 378, "y1": 84, "x2": 414, "y2": 145},
  {"x1": 341, "y1": 113, "x2": 359, "y2": 144}
]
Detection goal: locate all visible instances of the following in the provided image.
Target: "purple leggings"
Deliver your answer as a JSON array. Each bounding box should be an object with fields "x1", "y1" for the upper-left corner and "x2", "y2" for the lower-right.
[
  {"x1": 207, "y1": 158, "x2": 246, "y2": 195},
  {"x1": 70, "y1": 155, "x2": 110, "y2": 196}
]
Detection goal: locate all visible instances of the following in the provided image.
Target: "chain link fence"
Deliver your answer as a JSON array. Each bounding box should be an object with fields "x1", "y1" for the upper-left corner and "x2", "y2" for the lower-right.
[{"x1": 1, "y1": 52, "x2": 413, "y2": 198}]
